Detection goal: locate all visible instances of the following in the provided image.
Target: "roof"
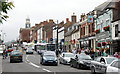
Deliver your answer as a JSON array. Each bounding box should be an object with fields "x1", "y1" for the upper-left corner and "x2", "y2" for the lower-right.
[{"x1": 94, "y1": 0, "x2": 116, "y2": 16}]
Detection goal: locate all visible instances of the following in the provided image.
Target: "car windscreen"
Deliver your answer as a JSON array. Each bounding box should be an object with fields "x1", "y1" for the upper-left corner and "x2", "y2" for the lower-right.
[
  {"x1": 106, "y1": 58, "x2": 117, "y2": 64},
  {"x1": 37, "y1": 45, "x2": 45, "y2": 50},
  {"x1": 78, "y1": 55, "x2": 92, "y2": 60},
  {"x1": 47, "y1": 44, "x2": 55, "y2": 51},
  {"x1": 64, "y1": 53, "x2": 74, "y2": 57},
  {"x1": 27, "y1": 49, "x2": 33, "y2": 51}
]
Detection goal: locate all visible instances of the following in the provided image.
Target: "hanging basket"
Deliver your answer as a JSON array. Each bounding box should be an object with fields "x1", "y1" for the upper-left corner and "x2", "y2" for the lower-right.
[
  {"x1": 97, "y1": 43, "x2": 101, "y2": 47},
  {"x1": 95, "y1": 29, "x2": 100, "y2": 34},
  {"x1": 103, "y1": 25, "x2": 110, "y2": 31},
  {"x1": 102, "y1": 42, "x2": 106, "y2": 46}
]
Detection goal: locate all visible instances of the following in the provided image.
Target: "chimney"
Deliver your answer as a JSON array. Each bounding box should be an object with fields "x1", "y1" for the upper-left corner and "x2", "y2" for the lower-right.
[
  {"x1": 35, "y1": 24, "x2": 39, "y2": 26},
  {"x1": 49, "y1": 19, "x2": 53, "y2": 23},
  {"x1": 71, "y1": 13, "x2": 77, "y2": 23},
  {"x1": 66, "y1": 18, "x2": 69, "y2": 23}
]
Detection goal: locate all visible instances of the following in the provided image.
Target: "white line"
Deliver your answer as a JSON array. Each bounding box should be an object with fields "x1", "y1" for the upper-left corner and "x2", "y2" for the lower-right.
[
  {"x1": 42, "y1": 68, "x2": 52, "y2": 72},
  {"x1": 29, "y1": 62, "x2": 40, "y2": 68}
]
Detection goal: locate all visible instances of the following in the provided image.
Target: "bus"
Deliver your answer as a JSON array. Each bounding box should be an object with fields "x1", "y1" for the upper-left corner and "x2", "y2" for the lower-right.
[{"x1": 34, "y1": 43, "x2": 56, "y2": 55}]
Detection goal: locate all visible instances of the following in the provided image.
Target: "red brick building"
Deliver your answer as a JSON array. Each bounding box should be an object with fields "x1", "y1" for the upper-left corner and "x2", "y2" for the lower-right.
[
  {"x1": 19, "y1": 28, "x2": 31, "y2": 43},
  {"x1": 78, "y1": 13, "x2": 96, "y2": 50}
]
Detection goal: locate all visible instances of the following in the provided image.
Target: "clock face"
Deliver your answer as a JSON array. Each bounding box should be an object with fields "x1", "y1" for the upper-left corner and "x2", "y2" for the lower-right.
[{"x1": 26, "y1": 24, "x2": 30, "y2": 28}]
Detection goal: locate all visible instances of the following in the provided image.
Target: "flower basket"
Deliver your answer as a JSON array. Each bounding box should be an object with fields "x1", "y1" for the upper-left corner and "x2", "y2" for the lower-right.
[
  {"x1": 95, "y1": 29, "x2": 100, "y2": 34},
  {"x1": 103, "y1": 25, "x2": 110, "y2": 31},
  {"x1": 102, "y1": 42, "x2": 106, "y2": 46},
  {"x1": 105, "y1": 48, "x2": 109, "y2": 50},
  {"x1": 97, "y1": 43, "x2": 101, "y2": 47}
]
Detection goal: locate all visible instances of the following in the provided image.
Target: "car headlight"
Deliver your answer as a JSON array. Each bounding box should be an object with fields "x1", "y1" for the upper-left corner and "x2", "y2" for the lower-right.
[
  {"x1": 55, "y1": 58, "x2": 58, "y2": 62},
  {"x1": 43, "y1": 57, "x2": 47, "y2": 60},
  {"x1": 79, "y1": 61, "x2": 84, "y2": 64}
]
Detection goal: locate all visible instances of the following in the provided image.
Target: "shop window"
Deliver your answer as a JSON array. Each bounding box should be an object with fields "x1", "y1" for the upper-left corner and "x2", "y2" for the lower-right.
[{"x1": 115, "y1": 24, "x2": 118, "y2": 37}]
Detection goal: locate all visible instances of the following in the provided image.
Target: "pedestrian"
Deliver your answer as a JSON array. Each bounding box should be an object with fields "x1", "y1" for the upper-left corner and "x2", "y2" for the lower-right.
[
  {"x1": 117, "y1": 52, "x2": 120, "y2": 58},
  {"x1": 3, "y1": 49, "x2": 7, "y2": 59},
  {"x1": 101, "y1": 49, "x2": 108, "y2": 56},
  {"x1": 113, "y1": 52, "x2": 118, "y2": 57},
  {"x1": 72, "y1": 48, "x2": 76, "y2": 54}
]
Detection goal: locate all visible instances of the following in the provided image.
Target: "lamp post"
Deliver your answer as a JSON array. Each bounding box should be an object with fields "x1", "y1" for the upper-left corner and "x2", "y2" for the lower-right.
[{"x1": 56, "y1": 20, "x2": 59, "y2": 50}]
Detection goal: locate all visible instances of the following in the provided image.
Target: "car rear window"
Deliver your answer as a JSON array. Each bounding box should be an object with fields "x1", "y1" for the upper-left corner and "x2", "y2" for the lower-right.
[{"x1": 11, "y1": 51, "x2": 21, "y2": 54}]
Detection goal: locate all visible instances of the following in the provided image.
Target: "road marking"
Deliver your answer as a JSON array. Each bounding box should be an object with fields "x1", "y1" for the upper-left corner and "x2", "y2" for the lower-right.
[
  {"x1": 42, "y1": 68, "x2": 52, "y2": 72},
  {"x1": 29, "y1": 62, "x2": 40, "y2": 68},
  {"x1": 26, "y1": 54, "x2": 52, "y2": 72}
]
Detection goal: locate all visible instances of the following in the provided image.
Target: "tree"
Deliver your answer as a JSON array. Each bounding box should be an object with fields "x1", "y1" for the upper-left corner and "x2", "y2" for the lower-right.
[{"x1": 0, "y1": 0, "x2": 14, "y2": 23}]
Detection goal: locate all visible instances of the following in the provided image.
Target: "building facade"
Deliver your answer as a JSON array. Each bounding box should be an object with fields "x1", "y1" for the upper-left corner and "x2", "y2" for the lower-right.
[{"x1": 95, "y1": 2, "x2": 115, "y2": 55}]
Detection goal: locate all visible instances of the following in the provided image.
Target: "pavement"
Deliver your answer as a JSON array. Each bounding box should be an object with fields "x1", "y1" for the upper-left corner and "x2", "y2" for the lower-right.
[{"x1": 0, "y1": 55, "x2": 2, "y2": 74}]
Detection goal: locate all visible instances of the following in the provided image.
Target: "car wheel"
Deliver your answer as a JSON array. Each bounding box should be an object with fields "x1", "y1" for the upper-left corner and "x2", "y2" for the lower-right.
[
  {"x1": 10, "y1": 60, "x2": 13, "y2": 63},
  {"x1": 76, "y1": 63, "x2": 80, "y2": 69},
  {"x1": 91, "y1": 67, "x2": 96, "y2": 74},
  {"x1": 55, "y1": 63, "x2": 58, "y2": 66},
  {"x1": 70, "y1": 63, "x2": 73, "y2": 67},
  {"x1": 21, "y1": 60, "x2": 23, "y2": 62}
]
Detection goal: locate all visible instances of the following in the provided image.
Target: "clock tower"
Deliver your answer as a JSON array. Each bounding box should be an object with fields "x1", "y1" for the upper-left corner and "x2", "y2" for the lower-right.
[{"x1": 25, "y1": 17, "x2": 31, "y2": 28}]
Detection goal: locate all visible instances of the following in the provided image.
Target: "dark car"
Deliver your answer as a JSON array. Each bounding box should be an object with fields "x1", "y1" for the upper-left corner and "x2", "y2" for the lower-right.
[
  {"x1": 40, "y1": 51, "x2": 58, "y2": 66},
  {"x1": 70, "y1": 52, "x2": 92, "y2": 69},
  {"x1": 10, "y1": 50, "x2": 23, "y2": 63}
]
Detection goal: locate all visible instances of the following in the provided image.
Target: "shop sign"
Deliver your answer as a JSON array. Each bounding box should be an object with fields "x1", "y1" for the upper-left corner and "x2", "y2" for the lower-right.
[{"x1": 96, "y1": 31, "x2": 110, "y2": 40}]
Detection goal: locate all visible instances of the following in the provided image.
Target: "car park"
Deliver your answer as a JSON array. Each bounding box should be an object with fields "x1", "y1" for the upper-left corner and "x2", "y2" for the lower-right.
[
  {"x1": 106, "y1": 59, "x2": 120, "y2": 74},
  {"x1": 10, "y1": 50, "x2": 23, "y2": 63},
  {"x1": 59, "y1": 52, "x2": 74, "y2": 64},
  {"x1": 90, "y1": 56, "x2": 118, "y2": 74},
  {"x1": 70, "y1": 52, "x2": 92, "y2": 69},
  {"x1": 40, "y1": 51, "x2": 58, "y2": 66}
]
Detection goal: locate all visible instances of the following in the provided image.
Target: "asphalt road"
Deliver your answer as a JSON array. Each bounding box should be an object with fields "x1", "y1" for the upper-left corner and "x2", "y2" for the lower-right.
[{"x1": 2, "y1": 50, "x2": 91, "y2": 73}]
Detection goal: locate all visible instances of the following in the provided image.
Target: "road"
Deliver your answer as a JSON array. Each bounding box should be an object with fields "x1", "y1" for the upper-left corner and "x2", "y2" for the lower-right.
[{"x1": 2, "y1": 50, "x2": 91, "y2": 74}]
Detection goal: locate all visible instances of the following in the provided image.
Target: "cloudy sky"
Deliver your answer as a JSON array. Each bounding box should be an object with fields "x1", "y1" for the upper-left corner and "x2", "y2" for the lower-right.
[{"x1": 1, "y1": 0, "x2": 108, "y2": 42}]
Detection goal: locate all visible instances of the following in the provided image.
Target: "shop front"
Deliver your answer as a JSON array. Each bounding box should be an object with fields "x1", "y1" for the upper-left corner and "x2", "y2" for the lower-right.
[
  {"x1": 78, "y1": 36, "x2": 95, "y2": 50},
  {"x1": 96, "y1": 31, "x2": 113, "y2": 55}
]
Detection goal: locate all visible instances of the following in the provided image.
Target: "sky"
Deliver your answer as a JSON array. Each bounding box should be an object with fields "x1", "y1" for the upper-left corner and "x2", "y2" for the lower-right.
[{"x1": 0, "y1": 0, "x2": 108, "y2": 42}]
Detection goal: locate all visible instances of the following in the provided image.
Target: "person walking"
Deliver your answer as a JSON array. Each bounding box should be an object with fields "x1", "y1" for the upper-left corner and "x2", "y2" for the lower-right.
[
  {"x1": 114, "y1": 52, "x2": 118, "y2": 57},
  {"x1": 3, "y1": 49, "x2": 7, "y2": 59}
]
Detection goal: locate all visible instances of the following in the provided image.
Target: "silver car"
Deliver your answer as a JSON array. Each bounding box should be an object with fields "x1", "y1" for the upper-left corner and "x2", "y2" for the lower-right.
[{"x1": 59, "y1": 52, "x2": 74, "y2": 64}]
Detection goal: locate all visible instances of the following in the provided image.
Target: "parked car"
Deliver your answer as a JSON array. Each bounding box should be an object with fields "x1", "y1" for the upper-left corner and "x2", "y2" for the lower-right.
[
  {"x1": 40, "y1": 51, "x2": 58, "y2": 66},
  {"x1": 10, "y1": 50, "x2": 23, "y2": 63},
  {"x1": 90, "y1": 56, "x2": 118, "y2": 74},
  {"x1": 59, "y1": 52, "x2": 74, "y2": 65},
  {"x1": 70, "y1": 52, "x2": 92, "y2": 69},
  {"x1": 106, "y1": 59, "x2": 120, "y2": 74}
]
